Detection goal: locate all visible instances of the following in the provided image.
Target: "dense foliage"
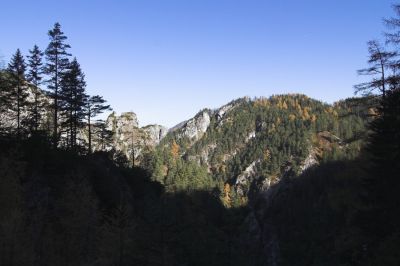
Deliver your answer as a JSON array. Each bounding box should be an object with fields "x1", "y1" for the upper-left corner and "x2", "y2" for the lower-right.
[{"x1": 148, "y1": 94, "x2": 370, "y2": 206}]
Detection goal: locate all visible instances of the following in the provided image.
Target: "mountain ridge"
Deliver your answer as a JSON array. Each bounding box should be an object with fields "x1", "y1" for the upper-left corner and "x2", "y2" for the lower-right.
[{"x1": 146, "y1": 93, "x2": 370, "y2": 205}]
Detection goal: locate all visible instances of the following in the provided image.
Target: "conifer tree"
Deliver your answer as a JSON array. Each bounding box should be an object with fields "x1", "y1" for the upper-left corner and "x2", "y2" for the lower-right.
[
  {"x1": 86, "y1": 95, "x2": 111, "y2": 153},
  {"x1": 356, "y1": 5, "x2": 400, "y2": 261},
  {"x1": 60, "y1": 58, "x2": 87, "y2": 150},
  {"x1": 354, "y1": 40, "x2": 396, "y2": 101},
  {"x1": 26, "y1": 45, "x2": 44, "y2": 132},
  {"x1": 94, "y1": 119, "x2": 113, "y2": 151},
  {"x1": 7, "y1": 49, "x2": 27, "y2": 137},
  {"x1": 45, "y1": 22, "x2": 71, "y2": 147},
  {"x1": 384, "y1": 4, "x2": 400, "y2": 94}
]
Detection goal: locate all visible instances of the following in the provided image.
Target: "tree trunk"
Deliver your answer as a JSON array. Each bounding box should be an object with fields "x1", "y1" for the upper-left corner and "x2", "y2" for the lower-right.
[
  {"x1": 88, "y1": 107, "x2": 92, "y2": 154},
  {"x1": 381, "y1": 60, "x2": 386, "y2": 100},
  {"x1": 34, "y1": 85, "x2": 39, "y2": 132},
  {"x1": 17, "y1": 82, "x2": 20, "y2": 138},
  {"x1": 54, "y1": 52, "x2": 58, "y2": 148},
  {"x1": 70, "y1": 109, "x2": 73, "y2": 149}
]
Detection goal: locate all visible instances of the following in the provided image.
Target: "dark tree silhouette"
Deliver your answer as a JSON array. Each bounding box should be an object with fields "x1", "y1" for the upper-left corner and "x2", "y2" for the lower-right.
[
  {"x1": 7, "y1": 49, "x2": 27, "y2": 137},
  {"x1": 45, "y1": 22, "x2": 71, "y2": 147},
  {"x1": 354, "y1": 40, "x2": 397, "y2": 100},
  {"x1": 60, "y1": 58, "x2": 87, "y2": 150},
  {"x1": 359, "y1": 87, "x2": 400, "y2": 264},
  {"x1": 355, "y1": 5, "x2": 400, "y2": 263},
  {"x1": 384, "y1": 4, "x2": 400, "y2": 94},
  {"x1": 93, "y1": 119, "x2": 113, "y2": 151},
  {"x1": 86, "y1": 95, "x2": 111, "y2": 153},
  {"x1": 26, "y1": 45, "x2": 45, "y2": 132}
]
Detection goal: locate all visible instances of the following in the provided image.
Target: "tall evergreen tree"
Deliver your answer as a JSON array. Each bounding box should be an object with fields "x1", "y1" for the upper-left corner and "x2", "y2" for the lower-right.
[
  {"x1": 86, "y1": 95, "x2": 111, "y2": 153},
  {"x1": 384, "y1": 4, "x2": 400, "y2": 93},
  {"x1": 93, "y1": 119, "x2": 113, "y2": 151},
  {"x1": 26, "y1": 45, "x2": 45, "y2": 132},
  {"x1": 7, "y1": 49, "x2": 27, "y2": 137},
  {"x1": 45, "y1": 22, "x2": 71, "y2": 147},
  {"x1": 354, "y1": 40, "x2": 397, "y2": 101},
  {"x1": 360, "y1": 87, "x2": 400, "y2": 264},
  {"x1": 356, "y1": 5, "x2": 400, "y2": 263},
  {"x1": 60, "y1": 58, "x2": 87, "y2": 150}
]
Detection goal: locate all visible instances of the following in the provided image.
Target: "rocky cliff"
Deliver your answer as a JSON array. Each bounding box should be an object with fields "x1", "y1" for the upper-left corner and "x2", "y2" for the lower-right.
[
  {"x1": 91, "y1": 111, "x2": 168, "y2": 164},
  {"x1": 80, "y1": 111, "x2": 168, "y2": 161},
  {"x1": 0, "y1": 80, "x2": 168, "y2": 164}
]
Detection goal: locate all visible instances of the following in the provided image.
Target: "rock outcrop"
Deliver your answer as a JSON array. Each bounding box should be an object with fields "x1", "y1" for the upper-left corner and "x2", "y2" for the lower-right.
[
  {"x1": 142, "y1": 124, "x2": 168, "y2": 146},
  {"x1": 172, "y1": 109, "x2": 211, "y2": 142},
  {"x1": 98, "y1": 112, "x2": 167, "y2": 164}
]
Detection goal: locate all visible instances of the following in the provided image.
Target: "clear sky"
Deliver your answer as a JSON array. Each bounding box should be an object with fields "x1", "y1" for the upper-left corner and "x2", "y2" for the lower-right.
[{"x1": 0, "y1": 0, "x2": 395, "y2": 127}]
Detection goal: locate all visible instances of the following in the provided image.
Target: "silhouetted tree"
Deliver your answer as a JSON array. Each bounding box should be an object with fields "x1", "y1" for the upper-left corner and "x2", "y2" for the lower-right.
[
  {"x1": 45, "y1": 22, "x2": 71, "y2": 147},
  {"x1": 94, "y1": 119, "x2": 113, "y2": 151},
  {"x1": 384, "y1": 4, "x2": 400, "y2": 93},
  {"x1": 86, "y1": 95, "x2": 111, "y2": 153},
  {"x1": 359, "y1": 87, "x2": 400, "y2": 264},
  {"x1": 354, "y1": 40, "x2": 397, "y2": 101},
  {"x1": 7, "y1": 49, "x2": 27, "y2": 137},
  {"x1": 60, "y1": 58, "x2": 87, "y2": 150},
  {"x1": 355, "y1": 5, "x2": 400, "y2": 264},
  {"x1": 26, "y1": 45, "x2": 45, "y2": 132}
]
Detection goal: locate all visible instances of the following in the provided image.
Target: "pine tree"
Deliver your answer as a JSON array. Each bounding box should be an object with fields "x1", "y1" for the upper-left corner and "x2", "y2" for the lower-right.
[
  {"x1": 356, "y1": 5, "x2": 400, "y2": 262},
  {"x1": 7, "y1": 49, "x2": 27, "y2": 137},
  {"x1": 86, "y1": 95, "x2": 111, "y2": 153},
  {"x1": 26, "y1": 45, "x2": 44, "y2": 132},
  {"x1": 360, "y1": 87, "x2": 400, "y2": 263},
  {"x1": 354, "y1": 40, "x2": 397, "y2": 101},
  {"x1": 45, "y1": 22, "x2": 71, "y2": 147},
  {"x1": 94, "y1": 119, "x2": 113, "y2": 151},
  {"x1": 60, "y1": 58, "x2": 87, "y2": 150}
]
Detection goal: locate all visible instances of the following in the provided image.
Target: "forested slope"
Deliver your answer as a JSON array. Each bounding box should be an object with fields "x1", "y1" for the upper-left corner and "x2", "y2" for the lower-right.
[{"x1": 148, "y1": 94, "x2": 371, "y2": 206}]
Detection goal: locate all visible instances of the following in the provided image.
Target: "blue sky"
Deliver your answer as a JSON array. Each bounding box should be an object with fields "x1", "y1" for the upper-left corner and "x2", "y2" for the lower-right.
[{"x1": 0, "y1": 0, "x2": 395, "y2": 127}]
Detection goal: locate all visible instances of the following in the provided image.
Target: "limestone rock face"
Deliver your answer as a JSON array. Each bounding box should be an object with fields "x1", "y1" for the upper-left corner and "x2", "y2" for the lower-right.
[
  {"x1": 215, "y1": 102, "x2": 235, "y2": 124},
  {"x1": 0, "y1": 84, "x2": 50, "y2": 130},
  {"x1": 107, "y1": 112, "x2": 139, "y2": 139},
  {"x1": 300, "y1": 150, "x2": 318, "y2": 172},
  {"x1": 235, "y1": 159, "x2": 261, "y2": 196},
  {"x1": 101, "y1": 112, "x2": 167, "y2": 164},
  {"x1": 181, "y1": 110, "x2": 211, "y2": 141},
  {"x1": 169, "y1": 99, "x2": 248, "y2": 146},
  {"x1": 142, "y1": 124, "x2": 168, "y2": 146}
]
